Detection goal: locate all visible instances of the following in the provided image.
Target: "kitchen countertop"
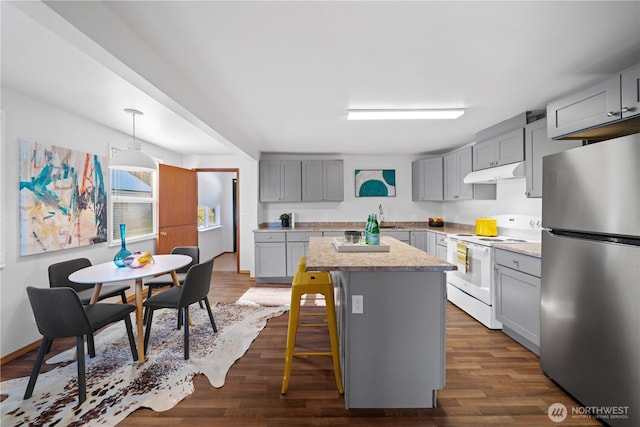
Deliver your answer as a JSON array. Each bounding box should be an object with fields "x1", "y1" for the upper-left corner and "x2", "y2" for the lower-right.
[
  {"x1": 254, "y1": 222, "x2": 540, "y2": 258},
  {"x1": 255, "y1": 221, "x2": 473, "y2": 235},
  {"x1": 305, "y1": 236, "x2": 456, "y2": 272},
  {"x1": 493, "y1": 242, "x2": 542, "y2": 258}
]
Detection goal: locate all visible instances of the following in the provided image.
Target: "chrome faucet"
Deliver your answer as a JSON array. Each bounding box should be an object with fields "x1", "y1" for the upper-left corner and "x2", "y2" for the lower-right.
[{"x1": 378, "y1": 204, "x2": 384, "y2": 224}]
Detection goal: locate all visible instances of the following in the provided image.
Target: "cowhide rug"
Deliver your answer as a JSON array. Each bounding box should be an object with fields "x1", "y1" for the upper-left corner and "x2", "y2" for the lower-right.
[
  {"x1": 237, "y1": 286, "x2": 325, "y2": 307},
  {"x1": 0, "y1": 302, "x2": 286, "y2": 427}
]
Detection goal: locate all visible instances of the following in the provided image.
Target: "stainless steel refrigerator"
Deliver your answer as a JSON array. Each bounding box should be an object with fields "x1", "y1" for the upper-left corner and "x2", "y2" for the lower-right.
[{"x1": 541, "y1": 134, "x2": 640, "y2": 426}]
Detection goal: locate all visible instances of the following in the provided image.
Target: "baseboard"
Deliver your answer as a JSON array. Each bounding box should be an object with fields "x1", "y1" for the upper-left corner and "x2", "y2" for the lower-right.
[{"x1": 1, "y1": 339, "x2": 41, "y2": 365}]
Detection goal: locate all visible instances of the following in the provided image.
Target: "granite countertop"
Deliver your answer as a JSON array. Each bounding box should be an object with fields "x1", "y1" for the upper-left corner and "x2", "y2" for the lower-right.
[
  {"x1": 305, "y1": 236, "x2": 457, "y2": 272},
  {"x1": 254, "y1": 222, "x2": 541, "y2": 258},
  {"x1": 493, "y1": 242, "x2": 542, "y2": 258},
  {"x1": 254, "y1": 221, "x2": 473, "y2": 235}
]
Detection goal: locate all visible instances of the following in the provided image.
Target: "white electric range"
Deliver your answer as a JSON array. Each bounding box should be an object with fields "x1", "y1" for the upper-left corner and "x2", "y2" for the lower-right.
[{"x1": 445, "y1": 215, "x2": 541, "y2": 329}]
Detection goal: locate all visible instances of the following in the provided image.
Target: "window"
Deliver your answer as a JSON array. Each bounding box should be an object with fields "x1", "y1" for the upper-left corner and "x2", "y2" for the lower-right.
[
  {"x1": 110, "y1": 149, "x2": 156, "y2": 243},
  {"x1": 198, "y1": 205, "x2": 219, "y2": 229}
]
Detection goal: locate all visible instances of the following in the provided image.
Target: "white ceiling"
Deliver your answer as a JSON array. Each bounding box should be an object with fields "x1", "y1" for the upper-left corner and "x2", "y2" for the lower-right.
[{"x1": 3, "y1": 1, "x2": 640, "y2": 159}]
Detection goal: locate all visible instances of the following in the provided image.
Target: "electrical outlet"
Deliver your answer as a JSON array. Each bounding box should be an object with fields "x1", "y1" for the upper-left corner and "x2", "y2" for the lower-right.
[{"x1": 352, "y1": 295, "x2": 364, "y2": 314}]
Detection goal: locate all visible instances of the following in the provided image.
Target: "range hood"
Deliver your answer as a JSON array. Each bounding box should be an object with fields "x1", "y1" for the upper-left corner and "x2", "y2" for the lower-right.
[{"x1": 463, "y1": 162, "x2": 525, "y2": 184}]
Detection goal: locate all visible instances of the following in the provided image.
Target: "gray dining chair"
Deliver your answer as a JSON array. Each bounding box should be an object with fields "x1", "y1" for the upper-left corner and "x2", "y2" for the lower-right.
[
  {"x1": 24, "y1": 286, "x2": 137, "y2": 404},
  {"x1": 143, "y1": 246, "x2": 200, "y2": 325},
  {"x1": 49, "y1": 258, "x2": 130, "y2": 304},
  {"x1": 47, "y1": 257, "x2": 131, "y2": 356},
  {"x1": 143, "y1": 257, "x2": 217, "y2": 360}
]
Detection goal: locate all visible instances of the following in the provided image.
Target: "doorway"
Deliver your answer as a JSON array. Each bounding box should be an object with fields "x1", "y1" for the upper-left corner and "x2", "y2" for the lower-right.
[{"x1": 196, "y1": 168, "x2": 240, "y2": 273}]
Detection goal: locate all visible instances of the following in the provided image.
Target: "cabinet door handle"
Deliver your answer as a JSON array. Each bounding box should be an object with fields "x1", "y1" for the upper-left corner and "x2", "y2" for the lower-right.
[
  {"x1": 621, "y1": 106, "x2": 635, "y2": 113},
  {"x1": 512, "y1": 259, "x2": 520, "y2": 267},
  {"x1": 607, "y1": 111, "x2": 620, "y2": 117}
]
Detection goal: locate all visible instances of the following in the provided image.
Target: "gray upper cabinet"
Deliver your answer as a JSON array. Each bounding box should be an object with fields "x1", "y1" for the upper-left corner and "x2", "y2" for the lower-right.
[
  {"x1": 412, "y1": 157, "x2": 443, "y2": 201},
  {"x1": 547, "y1": 62, "x2": 640, "y2": 140},
  {"x1": 444, "y1": 147, "x2": 473, "y2": 200},
  {"x1": 621, "y1": 63, "x2": 640, "y2": 120},
  {"x1": 302, "y1": 160, "x2": 344, "y2": 202},
  {"x1": 524, "y1": 118, "x2": 582, "y2": 198},
  {"x1": 259, "y1": 160, "x2": 302, "y2": 202},
  {"x1": 472, "y1": 128, "x2": 525, "y2": 171}
]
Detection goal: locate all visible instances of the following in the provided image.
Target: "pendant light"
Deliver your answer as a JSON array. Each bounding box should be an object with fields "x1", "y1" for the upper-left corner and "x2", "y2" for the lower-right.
[{"x1": 109, "y1": 108, "x2": 157, "y2": 171}]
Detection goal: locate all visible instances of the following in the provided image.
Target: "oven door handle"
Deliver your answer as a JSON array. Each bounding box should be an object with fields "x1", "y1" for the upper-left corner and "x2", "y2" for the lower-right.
[{"x1": 447, "y1": 239, "x2": 491, "y2": 253}]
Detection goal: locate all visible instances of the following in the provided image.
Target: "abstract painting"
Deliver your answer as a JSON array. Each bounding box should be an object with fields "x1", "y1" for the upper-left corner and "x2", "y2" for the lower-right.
[
  {"x1": 19, "y1": 139, "x2": 107, "y2": 256},
  {"x1": 355, "y1": 169, "x2": 396, "y2": 197}
]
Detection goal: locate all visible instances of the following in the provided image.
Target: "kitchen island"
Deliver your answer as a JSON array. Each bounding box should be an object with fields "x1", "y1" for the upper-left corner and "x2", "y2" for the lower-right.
[{"x1": 306, "y1": 236, "x2": 456, "y2": 409}]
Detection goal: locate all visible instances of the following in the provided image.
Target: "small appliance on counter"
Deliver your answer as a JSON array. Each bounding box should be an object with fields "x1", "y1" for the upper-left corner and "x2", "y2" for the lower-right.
[{"x1": 475, "y1": 218, "x2": 497, "y2": 236}]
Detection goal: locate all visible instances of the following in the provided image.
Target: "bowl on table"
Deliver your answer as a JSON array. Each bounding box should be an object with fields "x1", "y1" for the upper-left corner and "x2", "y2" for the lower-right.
[{"x1": 123, "y1": 251, "x2": 154, "y2": 268}]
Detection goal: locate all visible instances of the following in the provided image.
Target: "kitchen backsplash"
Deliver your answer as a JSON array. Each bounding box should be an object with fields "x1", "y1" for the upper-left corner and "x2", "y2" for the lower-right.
[{"x1": 260, "y1": 176, "x2": 541, "y2": 226}]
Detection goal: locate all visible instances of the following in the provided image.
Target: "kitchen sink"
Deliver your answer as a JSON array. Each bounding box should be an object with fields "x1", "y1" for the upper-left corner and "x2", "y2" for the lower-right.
[{"x1": 379, "y1": 225, "x2": 405, "y2": 230}]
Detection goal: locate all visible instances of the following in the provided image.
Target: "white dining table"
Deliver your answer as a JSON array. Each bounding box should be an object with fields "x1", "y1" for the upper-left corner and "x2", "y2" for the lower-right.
[{"x1": 69, "y1": 254, "x2": 192, "y2": 363}]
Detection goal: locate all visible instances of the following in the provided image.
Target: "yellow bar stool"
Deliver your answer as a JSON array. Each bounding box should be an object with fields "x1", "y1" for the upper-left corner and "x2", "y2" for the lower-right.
[{"x1": 281, "y1": 257, "x2": 344, "y2": 395}]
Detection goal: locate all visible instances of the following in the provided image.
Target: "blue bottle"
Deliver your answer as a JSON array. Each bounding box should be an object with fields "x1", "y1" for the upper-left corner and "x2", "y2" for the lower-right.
[{"x1": 113, "y1": 223, "x2": 132, "y2": 267}]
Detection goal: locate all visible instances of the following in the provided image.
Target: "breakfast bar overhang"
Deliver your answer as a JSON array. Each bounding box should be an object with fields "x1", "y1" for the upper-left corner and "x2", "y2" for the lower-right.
[{"x1": 306, "y1": 236, "x2": 456, "y2": 409}]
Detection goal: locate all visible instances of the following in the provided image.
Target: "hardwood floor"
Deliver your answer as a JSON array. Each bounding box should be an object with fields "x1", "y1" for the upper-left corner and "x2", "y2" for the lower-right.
[
  {"x1": 213, "y1": 252, "x2": 237, "y2": 272},
  {"x1": 1, "y1": 271, "x2": 600, "y2": 426}
]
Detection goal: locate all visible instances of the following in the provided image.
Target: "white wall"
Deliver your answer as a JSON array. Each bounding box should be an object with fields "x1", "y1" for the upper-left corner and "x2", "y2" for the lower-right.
[
  {"x1": 197, "y1": 171, "x2": 236, "y2": 263},
  {"x1": 0, "y1": 88, "x2": 181, "y2": 357},
  {"x1": 0, "y1": 90, "x2": 542, "y2": 358},
  {"x1": 184, "y1": 155, "x2": 258, "y2": 275},
  {"x1": 259, "y1": 154, "x2": 444, "y2": 224},
  {"x1": 258, "y1": 154, "x2": 541, "y2": 226},
  {"x1": 443, "y1": 178, "x2": 541, "y2": 223}
]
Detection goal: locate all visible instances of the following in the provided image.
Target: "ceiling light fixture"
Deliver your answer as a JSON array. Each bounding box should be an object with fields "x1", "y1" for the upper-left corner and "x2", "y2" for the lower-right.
[
  {"x1": 347, "y1": 109, "x2": 465, "y2": 120},
  {"x1": 109, "y1": 108, "x2": 157, "y2": 171}
]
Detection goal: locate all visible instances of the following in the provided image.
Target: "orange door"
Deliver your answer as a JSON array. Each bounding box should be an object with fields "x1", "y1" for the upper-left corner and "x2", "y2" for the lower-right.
[{"x1": 157, "y1": 164, "x2": 198, "y2": 254}]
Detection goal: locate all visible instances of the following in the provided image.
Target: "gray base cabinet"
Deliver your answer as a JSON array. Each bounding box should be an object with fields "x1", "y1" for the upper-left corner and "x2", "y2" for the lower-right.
[
  {"x1": 285, "y1": 231, "x2": 323, "y2": 276},
  {"x1": 495, "y1": 248, "x2": 541, "y2": 354},
  {"x1": 410, "y1": 231, "x2": 446, "y2": 260},
  {"x1": 380, "y1": 230, "x2": 410, "y2": 244},
  {"x1": 254, "y1": 232, "x2": 287, "y2": 277},
  {"x1": 333, "y1": 270, "x2": 446, "y2": 408},
  {"x1": 410, "y1": 231, "x2": 429, "y2": 253},
  {"x1": 435, "y1": 232, "x2": 448, "y2": 261}
]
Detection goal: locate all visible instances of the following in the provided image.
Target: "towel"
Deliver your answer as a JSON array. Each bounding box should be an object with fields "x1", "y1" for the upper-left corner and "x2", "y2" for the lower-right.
[{"x1": 456, "y1": 242, "x2": 469, "y2": 273}]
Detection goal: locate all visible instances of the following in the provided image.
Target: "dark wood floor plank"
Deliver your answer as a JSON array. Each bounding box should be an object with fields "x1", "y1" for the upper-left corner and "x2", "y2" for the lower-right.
[{"x1": 1, "y1": 268, "x2": 601, "y2": 426}]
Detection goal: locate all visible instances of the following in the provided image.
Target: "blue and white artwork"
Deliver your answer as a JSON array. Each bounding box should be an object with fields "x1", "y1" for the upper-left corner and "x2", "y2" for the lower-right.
[
  {"x1": 19, "y1": 139, "x2": 107, "y2": 255},
  {"x1": 355, "y1": 169, "x2": 396, "y2": 197}
]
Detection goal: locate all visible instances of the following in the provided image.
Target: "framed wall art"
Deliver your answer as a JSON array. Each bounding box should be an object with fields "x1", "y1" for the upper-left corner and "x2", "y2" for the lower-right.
[
  {"x1": 19, "y1": 139, "x2": 108, "y2": 256},
  {"x1": 355, "y1": 169, "x2": 396, "y2": 197}
]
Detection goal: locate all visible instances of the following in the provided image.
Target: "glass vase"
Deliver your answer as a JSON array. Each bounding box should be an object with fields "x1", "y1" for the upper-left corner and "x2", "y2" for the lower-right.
[{"x1": 113, "y1": 223, "x2": 132, "y2": 267}]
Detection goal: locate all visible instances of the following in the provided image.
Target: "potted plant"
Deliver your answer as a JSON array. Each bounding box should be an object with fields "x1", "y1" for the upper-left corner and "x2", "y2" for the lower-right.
[{"x1": 279, "y1": 213, "x2": 291, "y2": 228}]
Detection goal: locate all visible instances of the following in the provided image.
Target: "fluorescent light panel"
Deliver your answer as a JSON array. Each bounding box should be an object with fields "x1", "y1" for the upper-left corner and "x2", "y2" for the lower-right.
[{"x1": 347, "y1": 109, "x2": 464, "y2": 120}]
